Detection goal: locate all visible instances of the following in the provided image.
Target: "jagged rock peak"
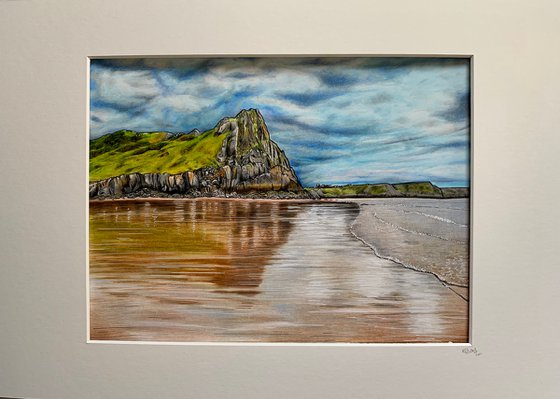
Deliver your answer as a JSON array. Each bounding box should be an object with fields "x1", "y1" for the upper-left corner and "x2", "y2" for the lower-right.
[
  {"x1": 216, "y1": 109, "x2": 278, "y2": 163},
  {"x1": 215, "y1": 108, "x2": 270, "y2": 141},
  {"x1": 235, "y1": 108, "x2": 264, "y2": 119}
]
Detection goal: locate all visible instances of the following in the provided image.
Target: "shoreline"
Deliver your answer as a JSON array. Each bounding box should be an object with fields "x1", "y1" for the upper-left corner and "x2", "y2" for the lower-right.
[
  {"x1": 332, "y1": 198, "x2": 469, "y2": 301},
  {"x1": 89, "y1": 197, "x2": 322, "y2": 204},
  {"x1": 348, "y1": 224, "x2": 469, "y2": 301},
  {"x1": 89, "y1": 196, "x2": 470, "y2": 301},
  {"x1": 89, "y1": 195, "x2": 468, "y2": 203}
]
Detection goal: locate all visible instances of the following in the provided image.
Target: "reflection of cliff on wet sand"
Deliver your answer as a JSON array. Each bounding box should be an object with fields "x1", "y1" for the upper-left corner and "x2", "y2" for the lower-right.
[
  {"x1": 89, "y1": 199, "x2": 468, "y2": 343},
  {"x1": 90, "y1": 199, "x2": 300, "y2": 295}
]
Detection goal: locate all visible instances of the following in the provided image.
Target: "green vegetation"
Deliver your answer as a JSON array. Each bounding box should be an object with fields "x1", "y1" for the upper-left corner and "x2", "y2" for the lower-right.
[
  {"x1": 318, "y1": 184, "x2": 389, "y2": 198},
  {"x1": 393, "y1": 182, "x2": 442, "y2": 196},
  {"x1": 89, "y1": 129, "x2": 227, "y2": 182},
  {"x1": 441, "y1": 187, "x2": 469, "y2": 198},
  {"x1": 308, "y1": 181, "x2": 465, "y2": 198}
]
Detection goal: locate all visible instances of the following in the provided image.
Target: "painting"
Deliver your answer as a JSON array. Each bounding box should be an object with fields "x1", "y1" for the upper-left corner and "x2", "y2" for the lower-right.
[{"x1": 88, "y1": 56, "x2": 470, "y2": 343}]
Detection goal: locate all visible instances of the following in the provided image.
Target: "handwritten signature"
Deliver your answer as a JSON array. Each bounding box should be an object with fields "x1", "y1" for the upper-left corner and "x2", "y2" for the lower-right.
[{"x1": 462, "y1": 347, "x2": 482, "y2": 356}]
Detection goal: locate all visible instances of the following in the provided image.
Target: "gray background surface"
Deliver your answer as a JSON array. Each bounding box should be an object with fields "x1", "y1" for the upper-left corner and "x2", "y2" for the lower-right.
[{"x1": 1, "y1": 0, "x2": 559, "y2": 398}]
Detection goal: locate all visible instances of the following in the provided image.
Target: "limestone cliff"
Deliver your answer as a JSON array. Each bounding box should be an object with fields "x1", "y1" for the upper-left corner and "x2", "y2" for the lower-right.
[{"x1": 89, "y1": 109, "x2": 304, "y2": 198}]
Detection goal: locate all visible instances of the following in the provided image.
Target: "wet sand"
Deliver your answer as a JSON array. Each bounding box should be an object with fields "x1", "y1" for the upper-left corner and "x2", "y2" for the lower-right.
[
  {"x1": 89, "y1": 198, "x2": 469, "y2": 343},
  {"x1": 334, "y1": 198, "x2": 470, "y2": 292}
]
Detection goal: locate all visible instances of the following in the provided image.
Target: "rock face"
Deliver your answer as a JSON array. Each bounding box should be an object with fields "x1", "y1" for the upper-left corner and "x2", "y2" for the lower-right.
[{"x1": 89, "y1": 109, "x2": 304, "y2": 198}]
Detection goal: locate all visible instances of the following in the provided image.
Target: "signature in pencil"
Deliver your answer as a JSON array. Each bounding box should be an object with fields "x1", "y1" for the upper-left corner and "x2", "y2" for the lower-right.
[{"x1": 462, "y1": 347, "x2": 482, "y2": 356}]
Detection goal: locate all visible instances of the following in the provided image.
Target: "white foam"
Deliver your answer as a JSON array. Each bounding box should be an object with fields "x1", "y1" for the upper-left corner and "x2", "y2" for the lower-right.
[{"x1": 412, "y1": 211, "x2": 468, "y2": 227}]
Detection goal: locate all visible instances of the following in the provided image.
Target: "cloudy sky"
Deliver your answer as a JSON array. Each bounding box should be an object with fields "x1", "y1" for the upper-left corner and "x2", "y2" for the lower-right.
[{"x1": 90, "y1": 57, "x2": 470, "y2": 187}]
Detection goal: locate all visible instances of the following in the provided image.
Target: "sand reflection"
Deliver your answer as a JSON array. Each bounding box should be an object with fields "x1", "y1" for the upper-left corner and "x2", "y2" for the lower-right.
[{"x1": 89, "y1": 199, "x2": 468, "y2": 343}]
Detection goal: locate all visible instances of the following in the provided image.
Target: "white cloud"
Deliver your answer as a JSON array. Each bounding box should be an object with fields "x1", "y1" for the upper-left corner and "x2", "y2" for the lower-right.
[
  {"x1": 159, "y1": 94, "x2": 212, "y2": 112},
  {"x1": 90, "y1": 107, "x2": 132, "y2": 134},
  {"x1": 92, "y1": 69, "x2": 159, "y2": 107}
]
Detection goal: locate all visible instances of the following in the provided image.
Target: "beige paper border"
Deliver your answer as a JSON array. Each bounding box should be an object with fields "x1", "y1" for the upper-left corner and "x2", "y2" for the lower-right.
[{"x1": 1, "y1": 0, "x2": 559, "y2": 398}]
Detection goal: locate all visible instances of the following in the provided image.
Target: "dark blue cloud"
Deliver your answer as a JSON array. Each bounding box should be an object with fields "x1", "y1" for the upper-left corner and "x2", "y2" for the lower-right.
[
  {"x1": 438, "y1": 91, "x2": 470, "y2": 122},
  {"x1": 317, "y1": 72, "x2": 362, "y2": 87},
  {"x1": 279, "y1": 91, "x2": 341, "y2": 106},
  {"x1": 90, "y1": 99, "x2": 144, "y2": 114}
]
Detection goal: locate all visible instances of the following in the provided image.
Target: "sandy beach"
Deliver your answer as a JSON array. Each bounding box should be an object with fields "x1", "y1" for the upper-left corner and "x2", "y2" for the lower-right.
[
  {"x1": 332, "y1": 198, "x2": 470, "y2": 300},
  {"x1": 89, "y1": 198, "x2": 469, "y2": 342}
]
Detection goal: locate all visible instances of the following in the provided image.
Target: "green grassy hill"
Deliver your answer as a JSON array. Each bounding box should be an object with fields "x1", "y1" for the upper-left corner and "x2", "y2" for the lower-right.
[
  {"x1": 310, "y1": 181, "x2": 467, "y2": 198},
  {"x1": 89, "y1": 128, "x2": 227, "y2": 182},
  {"x1": 392, "y1": 182, "x2": 443, "y2": 196},
  {"x1": 318, "y1": 183, "x2": 391, "y2": 197}
]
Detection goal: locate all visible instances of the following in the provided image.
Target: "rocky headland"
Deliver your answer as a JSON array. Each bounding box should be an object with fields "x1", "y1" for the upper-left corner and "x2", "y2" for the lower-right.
[{"x1": 89, "y1": 109, "x2": 305, "y2": 199}]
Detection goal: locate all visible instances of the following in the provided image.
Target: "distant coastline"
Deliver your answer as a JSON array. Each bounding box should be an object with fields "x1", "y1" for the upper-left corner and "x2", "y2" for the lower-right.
[
  {"x1": 306, "y1": 181, "x2": 468, "y2": 199},
  {"x1": 88, "y1": 180, "x2": 468, "y2": 201}
]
